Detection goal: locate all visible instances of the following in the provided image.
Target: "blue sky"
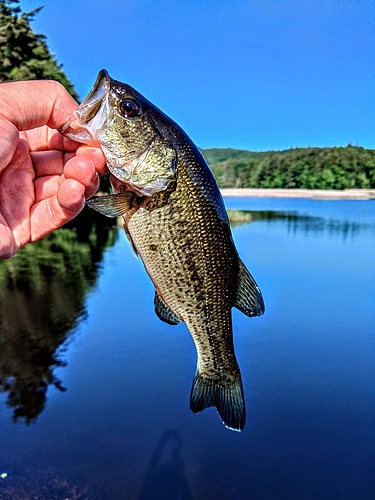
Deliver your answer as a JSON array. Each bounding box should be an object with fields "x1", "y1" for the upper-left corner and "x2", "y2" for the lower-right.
[{"x1": 20, "y1": 0, "x2": 375, "y2": 151}]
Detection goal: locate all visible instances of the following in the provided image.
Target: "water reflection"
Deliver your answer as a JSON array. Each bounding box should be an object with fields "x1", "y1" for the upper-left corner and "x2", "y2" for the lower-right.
[
  {"x1": 0, "y1": 208, "x2": 117, "y2": 423},
  {"x1": 139, "y1": 430, "x2": 193, "y2": 500},
  {"x1": 0, "y1": 199, "x2": 373, "y2": 499},
  {"x1": 227, "y1": 209, "x2": 375, "y2": 239},
  {"x1": 2, "y1": 206, "x2": 369, "y2": 424}
]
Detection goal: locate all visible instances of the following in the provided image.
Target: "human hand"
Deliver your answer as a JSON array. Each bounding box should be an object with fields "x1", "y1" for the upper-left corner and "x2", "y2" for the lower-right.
[{"x1": 0, "y1": 80, "x2": 107, "y2": 259}]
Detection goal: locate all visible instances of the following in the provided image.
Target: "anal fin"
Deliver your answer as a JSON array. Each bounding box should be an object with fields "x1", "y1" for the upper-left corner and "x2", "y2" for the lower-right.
[
  {"x1": 234, "y1": 258, "x2": 265, "y2": 317},
  {"x1": 154, "y1": 291, "x2": 181, "y2": 325}
]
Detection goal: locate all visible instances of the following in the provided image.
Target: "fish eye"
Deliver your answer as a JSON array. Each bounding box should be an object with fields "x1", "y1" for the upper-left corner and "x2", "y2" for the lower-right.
[{"x1": 119, "y1": 99, "x2": 140, "y2": 118}]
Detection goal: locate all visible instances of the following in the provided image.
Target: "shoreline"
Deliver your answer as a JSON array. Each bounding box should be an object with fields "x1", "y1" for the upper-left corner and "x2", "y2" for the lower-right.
[{"x1": 220, "y1": 188, "x2": 375, "y2": 200}]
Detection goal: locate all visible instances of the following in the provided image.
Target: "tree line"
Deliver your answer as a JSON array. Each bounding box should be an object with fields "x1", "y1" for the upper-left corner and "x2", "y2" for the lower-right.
[
  {"x1": 201, "y1": 146, "x2": 375, "y2": 190},
  {"x1": 2, "y1": 0, "x2": 374, "y2": 191}
]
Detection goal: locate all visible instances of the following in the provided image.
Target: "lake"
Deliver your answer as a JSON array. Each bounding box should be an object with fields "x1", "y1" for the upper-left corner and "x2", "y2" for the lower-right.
[{"x1": 0, "y1": 197, "x2": 374, "y2": 499}]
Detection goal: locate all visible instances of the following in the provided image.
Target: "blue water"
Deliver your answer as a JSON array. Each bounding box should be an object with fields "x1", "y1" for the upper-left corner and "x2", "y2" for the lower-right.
[{"x1": 1, "y1": 198, "x2": 374, "y2": 499}]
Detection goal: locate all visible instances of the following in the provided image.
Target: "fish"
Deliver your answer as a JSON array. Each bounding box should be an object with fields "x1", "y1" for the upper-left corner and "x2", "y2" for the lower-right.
[{"x1": 60, "y1": 70, "x2": 265, "y2": 431}]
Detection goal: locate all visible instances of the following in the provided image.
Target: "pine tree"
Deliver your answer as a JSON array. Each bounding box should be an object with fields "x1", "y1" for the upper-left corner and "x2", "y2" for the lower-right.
[{"x1": 0, "y1": 0, "x2": 78, "y2": 99}]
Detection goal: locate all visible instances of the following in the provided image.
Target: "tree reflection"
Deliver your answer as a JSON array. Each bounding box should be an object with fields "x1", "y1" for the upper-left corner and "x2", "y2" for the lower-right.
[
  {"x1": 139, "y1": 430, "x2": 193, "y2": 500},
  {"x1": 0, "y1": 208, "x2": 117, "y2": 424},
  {"x1": 227, "y1": 209, "x2": 375, "y2": 239}
]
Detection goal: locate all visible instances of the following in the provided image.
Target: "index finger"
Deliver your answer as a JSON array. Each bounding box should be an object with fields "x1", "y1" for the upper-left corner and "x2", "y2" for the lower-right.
[
  {"x1": 21, "y1": 126, "x2": 81, "y2": 153},
  {"x1": 0, "y1": 80, "x2": 78, "y2": 131}
]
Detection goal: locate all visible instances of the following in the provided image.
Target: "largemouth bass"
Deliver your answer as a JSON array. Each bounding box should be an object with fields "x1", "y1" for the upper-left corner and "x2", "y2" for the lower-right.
[{"x1": 61, "y1": 70, "x2": 265, "y2": 431}]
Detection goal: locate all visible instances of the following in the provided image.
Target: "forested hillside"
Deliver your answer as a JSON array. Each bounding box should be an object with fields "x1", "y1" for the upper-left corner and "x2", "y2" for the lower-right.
[
  {"x1": 201, "y1": 146, "x2": 375, "y2": 189},
  {"x1": 2, "y1": 1, "x2": 374, "y2": 191}
]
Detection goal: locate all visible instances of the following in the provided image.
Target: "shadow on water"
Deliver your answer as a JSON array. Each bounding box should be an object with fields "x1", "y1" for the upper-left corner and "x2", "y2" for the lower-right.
[
  {"x1": 138, "y1": 430, "x2": 193, "y2": 500},
  {"x1": 0, "y1": 208, "x2": 117, "y2": 424},
  {"x1": 227, "y1": 209, "x2": 375, "y2": 239}
]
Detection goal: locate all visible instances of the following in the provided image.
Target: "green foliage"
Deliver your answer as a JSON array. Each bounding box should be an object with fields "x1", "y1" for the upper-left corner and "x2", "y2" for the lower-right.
[
  {"x1": 0, "y1": 0, "x2": 78, "y2": 98},
  {"x1": 201, "y1": 145, "x2": 375, "y2": 189}
]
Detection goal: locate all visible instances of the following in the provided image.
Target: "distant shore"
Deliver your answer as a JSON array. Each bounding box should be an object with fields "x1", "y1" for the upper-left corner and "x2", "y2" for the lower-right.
[{"x1": 220, "y1": 188, "x2": 375, "y2": 200}]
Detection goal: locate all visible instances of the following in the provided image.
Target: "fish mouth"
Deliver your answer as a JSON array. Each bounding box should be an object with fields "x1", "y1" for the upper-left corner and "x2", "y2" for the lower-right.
[{"x1": 59, "y1": 69, "x2": 111, "y2": 145}]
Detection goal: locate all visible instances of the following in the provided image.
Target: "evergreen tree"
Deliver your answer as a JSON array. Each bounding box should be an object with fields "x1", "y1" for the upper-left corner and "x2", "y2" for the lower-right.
[{"x1": 0, "y1": 0, "x2": 77, "y2": 98}]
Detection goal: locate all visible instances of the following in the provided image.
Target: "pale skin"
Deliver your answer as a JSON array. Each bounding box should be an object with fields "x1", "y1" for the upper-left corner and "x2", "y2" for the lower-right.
[{"x1": 0, "y1": 80, "x2": 107, "y2": 259}]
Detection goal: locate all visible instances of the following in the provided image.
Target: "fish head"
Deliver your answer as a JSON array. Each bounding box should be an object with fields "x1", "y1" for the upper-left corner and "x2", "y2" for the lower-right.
[{"x1": 60, "y1": 69, "x2": 177, "y2": 197}]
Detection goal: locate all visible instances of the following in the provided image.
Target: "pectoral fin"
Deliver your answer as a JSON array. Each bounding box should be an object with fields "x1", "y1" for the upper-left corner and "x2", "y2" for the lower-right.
[
  {"x1": 154, "y1": 292, "x2": 181, "y2": 325},
  {"x1": 86, "y1": 192, "x2": 140, "y2": 217},
  {"x1": 234, "y1": 258, "x2": 265, "y2": 317}
]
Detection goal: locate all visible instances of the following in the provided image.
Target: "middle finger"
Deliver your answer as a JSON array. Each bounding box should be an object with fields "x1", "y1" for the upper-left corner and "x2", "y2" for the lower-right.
[{"x1": 34, "y1": 175, "x2": 61, "y2": 202}]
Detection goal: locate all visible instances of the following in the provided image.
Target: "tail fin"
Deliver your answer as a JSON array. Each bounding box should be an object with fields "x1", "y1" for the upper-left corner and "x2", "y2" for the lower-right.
[{"x1": 190, "y1": 370, "x2": 246, "y2": 431}]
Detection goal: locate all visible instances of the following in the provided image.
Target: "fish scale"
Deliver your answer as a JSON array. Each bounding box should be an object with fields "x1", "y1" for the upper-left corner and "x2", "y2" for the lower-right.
[{"x1": 60, "y1": 69, "x2": 265, "y2": 431}]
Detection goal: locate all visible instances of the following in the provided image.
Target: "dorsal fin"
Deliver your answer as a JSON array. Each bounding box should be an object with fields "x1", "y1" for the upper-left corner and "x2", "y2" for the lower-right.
[{"x1": 234, "y1": 258, "x2": 265, "y2": 317}]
